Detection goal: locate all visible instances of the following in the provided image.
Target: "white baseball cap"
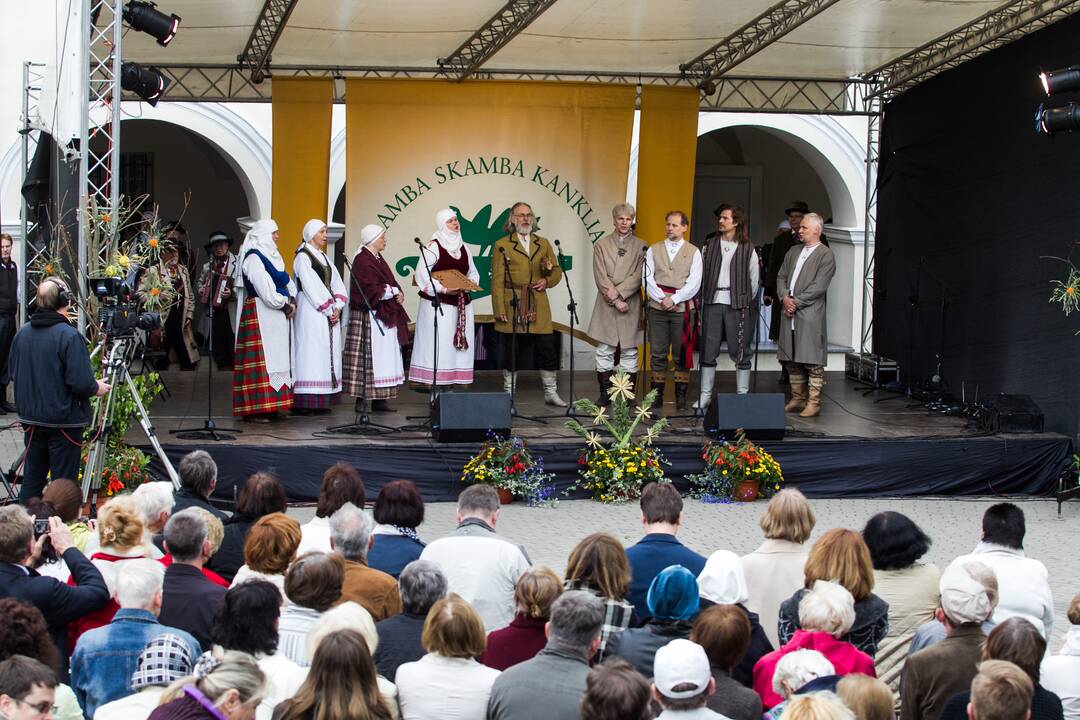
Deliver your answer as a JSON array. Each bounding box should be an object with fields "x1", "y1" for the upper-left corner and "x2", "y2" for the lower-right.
[{"x1": 653, "y1": 639, "x2": 712, "y2": 699}]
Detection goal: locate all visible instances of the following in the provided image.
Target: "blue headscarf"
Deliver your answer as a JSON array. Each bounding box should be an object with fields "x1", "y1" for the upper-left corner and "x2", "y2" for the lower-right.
[{"x1": 647, "y1": 565, "x2": 700, "y2": 622}]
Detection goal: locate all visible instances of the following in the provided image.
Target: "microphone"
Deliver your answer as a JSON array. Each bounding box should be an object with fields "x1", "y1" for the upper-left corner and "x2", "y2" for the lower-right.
[
  {"x1": 414, "y1": 237, "x2": 423, "y2": 245},
  {"x1": 498, "y1": 246, "x2": 506, "y2": 255},
  {"x1": 553, "y1": 239, "x2": 561, "y2": 247}
]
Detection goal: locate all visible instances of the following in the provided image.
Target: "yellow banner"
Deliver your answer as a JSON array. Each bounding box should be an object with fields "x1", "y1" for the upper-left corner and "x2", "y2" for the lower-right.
[
  {"x1": 345, "y1": 79, "x2": 635, "y2": 330},
  {"x1": 636, "y1": 86, "x2": 700, "y2": 245}
]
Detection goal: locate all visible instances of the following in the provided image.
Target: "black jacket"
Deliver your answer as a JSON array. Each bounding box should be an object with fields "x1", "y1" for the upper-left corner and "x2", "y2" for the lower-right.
[
  {"x1": 606, "y1": 619, "x2": 693, "y2": 678},
  {"x1": 157, "y1": 563, "x2": 227, "y2": 650},
  {"x1": 9, "y1": 311, "x2": 99, "y2": 427},
  {"x1": 0, "y1": 548, "x2": 110, "y2": 663},
  {"x1": 700, "y1": 598, "x2": 775, "y2": 687},
  {"x1": 206, "y1": 513, "x2": 256, "y2": 582},
  {"x1": 373, "y1": 612, "x2": 427, "y2": 682},
  {"x1": 940, "y1": 685, "x2": 1064, "y2": 720},
  {"x1": 172, "y1": 488, "x2": 230, "y2": 522}
]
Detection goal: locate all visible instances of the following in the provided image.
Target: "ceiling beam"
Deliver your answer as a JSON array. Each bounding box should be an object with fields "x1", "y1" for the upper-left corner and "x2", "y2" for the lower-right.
[
  {"x1": 237, "y1": 0, "x2": 302, "y2": 84},
  {"x1": 437, "y1": 0, "x2": 559, "y2": 81},
  {"x1": 866, "y1": 0, "x2": 1080, "y2": 99},
  {"x1": 680, "y1": 0, "x2": 844, "y2": 89}
]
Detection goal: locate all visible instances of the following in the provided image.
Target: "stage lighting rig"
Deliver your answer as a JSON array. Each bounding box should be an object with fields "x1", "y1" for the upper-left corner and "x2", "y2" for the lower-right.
[
  {"x1": 123, "y1": 1, "x2": 181, "y2": 47},
  {"x1": 1036, "y1": 102, "x2": 1080, "y2": 135},
  {"x1": 1040, "y1": 66, "x2": 1080, "y2": 96},
  {"x1": 121, "y1": 62, "x2": 169, "y2": 106}
]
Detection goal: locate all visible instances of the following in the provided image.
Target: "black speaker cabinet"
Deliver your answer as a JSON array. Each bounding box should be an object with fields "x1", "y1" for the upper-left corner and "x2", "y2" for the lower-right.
[
  {"x1": 704, "y1": 393, "x2": 786, "y2": 441},
  {"x1": 431, "y1": 392, "x2": 512, "y2": 443},
  {"x1": 983, "y1": 394, "x2": 1044, "y2": 433}
]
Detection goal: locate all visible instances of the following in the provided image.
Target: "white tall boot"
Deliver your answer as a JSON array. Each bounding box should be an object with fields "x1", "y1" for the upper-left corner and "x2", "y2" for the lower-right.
[
  {"x1": 693, "y1": 366, "x2": 716, "y2": 413},
  {"x1": 736, "y1": 368, "x2": 751, "y2": 395},
  {"x1": 502, "y1": 370, "x2": 515, "y2": 393},
  {"x1": 540, "y1": 370, "x2": 567, "y2": 407}
]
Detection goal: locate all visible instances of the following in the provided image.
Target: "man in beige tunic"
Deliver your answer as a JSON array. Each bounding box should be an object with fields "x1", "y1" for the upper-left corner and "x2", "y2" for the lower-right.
[{"x1": 587, "y1": 203, "x2": 646, "y2": 405}]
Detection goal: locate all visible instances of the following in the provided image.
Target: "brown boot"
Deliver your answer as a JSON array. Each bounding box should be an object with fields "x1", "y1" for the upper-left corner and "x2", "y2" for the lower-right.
[
  {"x1": 649, "y1": 372, "x2": 666, "y2": 411},
  {"x1": 596, "y1": 371, "x2": 612, "y2": 406},
  {"x1": 800, "y1": 379, "x2": 823, "y2": 417},
  {"x1": 673, "y1": 370, "x2": 690, "y2": 411},
  {"x1": 785, "y1": 382, "x2": 808, "y2": 413}
]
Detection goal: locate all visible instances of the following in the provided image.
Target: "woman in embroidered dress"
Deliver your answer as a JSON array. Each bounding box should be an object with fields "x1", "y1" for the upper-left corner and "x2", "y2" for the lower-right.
[{"x1": 408, "y1": 208, "x2": 479, "y2": 387}]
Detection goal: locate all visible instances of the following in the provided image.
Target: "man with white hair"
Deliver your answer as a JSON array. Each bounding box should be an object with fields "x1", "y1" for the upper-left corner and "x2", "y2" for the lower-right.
[
  {"x1": 69, "y1": 558, "x2": 200, "y2": 717},
  {"x1": 901, "y1": 559, "x2": 999, "y2": 720},
  {"x1": 331, "y1": 501, "x2": 402, "y2": 621},
  {"x1": 775, "y1": 212, "x2": 835, "y2": 418},
  {"x1": 766, "y1": 650, "x2": 839, "y2": 719},
  {"x1": 131, "y1": 481, "x2": 174, "y2": 556},
  {"x1": 650, "y1": 638, "x2": 725, "y2": 718}
]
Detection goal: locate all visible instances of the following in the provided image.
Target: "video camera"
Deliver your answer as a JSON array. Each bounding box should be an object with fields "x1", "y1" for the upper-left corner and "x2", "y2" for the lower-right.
[{"x1": 88, "y1": 263, "x2": 160, "y2": 338}]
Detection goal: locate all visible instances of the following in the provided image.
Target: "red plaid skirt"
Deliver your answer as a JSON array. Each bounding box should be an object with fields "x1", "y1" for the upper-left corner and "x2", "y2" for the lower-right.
[{"x1": 233, "y1": 298, "x2": 293, "y2": 416}]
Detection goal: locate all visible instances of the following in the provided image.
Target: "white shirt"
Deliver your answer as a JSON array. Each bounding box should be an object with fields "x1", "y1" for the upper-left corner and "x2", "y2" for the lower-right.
[
  {"x1": 656, "y1": 706, "x2": 733, "y2": 719},
  {"x1": 953, "y1": 542, "x2": 1054, "y2": 640},
  {"x1": 296, "y1": 516, "x2": 332, "y2": 556},
  {"x1": 95, "y1": 686, "x2": 165, "y2": 720},
  {"x1": 517, "y1": 233, "x2": 530, "y2": 254},
  {"x1": 787, "y1": 243, "x2": 820, "y2": 329},
  {"x1": 710, "y1": 238, "x2": 761, "y2": 305},
  {"x1": 396, "y1": 653, "x2": 501, "y2": 720},
  {"x1": 277, "y1": 604, "x2": 322, "y2": 666},
  {"x1": 1042, "y1": 627, "x2": 1080, "y2": 720},
  {"x1": 254, "y1": 652, "x2": 308, "y2": 720},
  {"x1": 645, "y1": 238, "x2": 703, "y2": 305}
]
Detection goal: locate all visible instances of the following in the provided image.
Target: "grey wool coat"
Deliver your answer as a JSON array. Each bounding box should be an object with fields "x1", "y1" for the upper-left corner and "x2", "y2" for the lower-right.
[
  {"x1": 586, "y1": 231, "x2": 646, "y2": 348},
  {"x1": 776, "y1": 242, "x2": 835, "y2": 367}
]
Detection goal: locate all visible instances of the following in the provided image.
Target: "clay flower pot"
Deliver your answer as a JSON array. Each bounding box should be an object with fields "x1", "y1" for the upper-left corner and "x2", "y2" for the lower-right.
[
  {"x1": 735, "y1": 479, "x2": 760, "y2": 502},
  {"x1": 496, "y1": 487, "x2": 514, "y2": 505}
]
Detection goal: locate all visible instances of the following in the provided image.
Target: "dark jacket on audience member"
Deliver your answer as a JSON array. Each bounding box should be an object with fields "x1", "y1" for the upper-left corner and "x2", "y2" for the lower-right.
[
  {"x1": 367, "y1": 533, "x2": 425, "y2": 579},
  {"x1": 624, "y1": 534, "x2": 706, "y2": 622},
  {"x1": 157, "y1": 562, "x2": 228, "y2": 650},
  {"x1": 206, "y1": 513, "x2": 257, "y2": 582},
  {"x1": 707, "y1": 668, "x2": 764, "y2": 720},
  {"x1": 900, "y1": 624, "x2": 986, "y2": 720},
  {"x1": 373, "y1": 612, "x2": 427, "y2": 682},
  {"x1": 172, "y1": 487, "x2": 229, "y2": 522},
  {"x1": 487, "y1": 645, "x2": 592, "y2": 720},
  {"x1": 482, "y1": 613, "x2": 549, "y2": 671},
  {"x1": 939, "y1": 685, "x2": 1064, "y2": 720},
  {"x1": 0, "y1": 548, "x2": 109, "y2": 662},
  {"x1": 606, "y1": 619, "x2": 693, "y2": 678},
  {"x1": 700, "y1": 597, "x2": 774, "y2": 687},
  {"x1": 778, "y1": 588, "x2": 890, "y2": 658}
]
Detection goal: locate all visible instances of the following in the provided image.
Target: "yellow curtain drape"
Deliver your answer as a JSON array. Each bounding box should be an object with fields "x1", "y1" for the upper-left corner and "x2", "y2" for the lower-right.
[
  {"x1": 271, "y1": 78, "x2": 333, "y2": 259},
  {"x1": 635, "y1": 86, "x2": 700, "y2": 244}
]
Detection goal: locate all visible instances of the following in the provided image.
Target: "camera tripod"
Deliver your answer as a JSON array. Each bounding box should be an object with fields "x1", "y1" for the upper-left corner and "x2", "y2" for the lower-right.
[{"x1": 82, "y1": 335, "x2": 180, "y2": 509}]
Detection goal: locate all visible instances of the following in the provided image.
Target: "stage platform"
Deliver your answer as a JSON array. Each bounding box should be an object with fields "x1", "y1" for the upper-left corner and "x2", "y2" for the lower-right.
[{"x1": 135, "y1": 368, "x2": 1073, "y2": 504}]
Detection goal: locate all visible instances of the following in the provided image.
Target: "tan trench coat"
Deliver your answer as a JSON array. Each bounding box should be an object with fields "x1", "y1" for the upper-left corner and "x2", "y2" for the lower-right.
[
  {"x1": 776, "y1": 243, "x2": 835, "y2": 367},
  {"x1": 490, "y1": 233, "x2": 563, "y2": 335},
  {"x1": 586, "y1": 231, "x2": 645, "y2": 347}
]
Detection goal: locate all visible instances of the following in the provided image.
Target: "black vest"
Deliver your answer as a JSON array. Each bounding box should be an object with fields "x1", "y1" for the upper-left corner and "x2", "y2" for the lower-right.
[{"x1": 0, "y1": 262, "x2": 18, "y2": 315}]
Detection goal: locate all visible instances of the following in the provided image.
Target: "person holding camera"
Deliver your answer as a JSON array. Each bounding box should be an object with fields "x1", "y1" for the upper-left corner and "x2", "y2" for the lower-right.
[{"x1": 8, "y1": 277, "x2": 110, "y2": 502}]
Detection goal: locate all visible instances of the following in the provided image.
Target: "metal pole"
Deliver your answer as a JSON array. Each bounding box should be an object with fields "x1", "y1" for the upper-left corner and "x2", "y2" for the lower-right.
[
  {"x1": 77, "y1": 0, "x2": 92, "y2": 332},
  {"x1": 859, "y1": 94, "x2": 882, "y2": 355}
]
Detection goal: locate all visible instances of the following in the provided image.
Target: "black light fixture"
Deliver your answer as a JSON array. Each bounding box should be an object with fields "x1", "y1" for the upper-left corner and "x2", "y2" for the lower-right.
[
  {"x1": 122, "y1": 1, "x2": 181, "y2": 47},
  {"x1": 1040, "y1": 66, "x2": 1080, "y2": 97},
  {"x1": 1036, "y1": 102, "x2": 1080, "y2": 135},
  {"x1": 121, "y1": 62, "x2": 169, "y2": 106}
]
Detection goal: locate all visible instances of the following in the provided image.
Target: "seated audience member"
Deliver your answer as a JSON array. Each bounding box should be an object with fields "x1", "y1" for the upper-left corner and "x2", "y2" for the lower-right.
[
  {"x1": 172, "y1": 450, "x2": 229, "y2": 521},
  {"x1": 625, "y1": 483, "x2": 706, "y2": 621},
  {"x1": 900, "y1": 559, "x2": 998, "y2": 720},
  {"x1": 296, "y1": 462, "x2": 366, "y2": 556},
  {"x1": 95, "y1": 634, "x2": 195, "y2": 720},
  {"x1": 369, "y1": 479, "x2": 427, "y2": 578},
  {"x1": 754, "y1": 580, "x2": 875, "y2": 710},
  {"x1": 396, "y1": 594, "x2": 501, "y2": 719},
  {"x1": 306, "y1": 601, "x2": 400, "y2": 714},
  {"x1": 375, "y1": 560, "x2": 448, "y2": 681},
  {"x1": 158, "y1": 509, "x2": 228, "y2": 650},
  {"x1": 70, "y1": 559, "x2": 200, "y2": 717},
  {"x1": 29, "y1": 479, "x2": 93, "y2": 578},
  {"x1": 698, "y1": 549, "x2": 774, "y2": 686},
  {"x1": 692, "y1": 604, "x2": 765, "y2": 720},
  {"x1": 160, "y1": 508, "x2": 229, "y2": 588},
  {"x1": 1040, "y1": 592, "x2": 1080, "y2": 720},
  {"x1": 742, "y1": 489, "x2": 816, "y2": 647},
  {"x1": 836, "y1": 675, "x2": 894, "y2": 720},
  {"x1": 778, "y1": 529, "x2": 889, "y2": 658},
  {"x1": 487, "y1": 591, "x2": 604, "y2": 720},
  {"x1": 650, "y1": 638, "x2": 724, "y2": 718},
  {"x1": 484, "y1": 566, "x2": 563, "y2": 670},
  {"x1": 420, "y1": 484, "x2": 530, "y2": 632},
  {"x1": 608, "y1": 564, "x2": 700, "y2": 678},
  {"x1": 563, "y1": 533, "x2": 634, "y2": 658},
  {"x1": 779, "y1": 693, "x2": 855, "y2": 720},
  {"x1": 861, "y1": 511, "x2": 939, "y2": 702},
  {"x1": 277, "y1": 551, "x2": 345, "y2": 666},
  {"x1": 209, "y1": 472, "x2": 288, "y2": 582},
  {"x1": 580, "y1": 658, "x2": 653, "y2": 720},
  {"x1": 0, "y1": 656, "x2": 60, "y2": 720},
  {"x1": 231, "y1": 512, "x2": 302, "y2": 596},
  {"x1": 0, "y1": 505, "x2": 108, "y2": 660},
  {"x1": 211, "y1": 580, "x2": 307, "y2": 720},
  {"x1": 967, "y1": 660, "x2": 1035, "y2": 720},
  {"x1": 953, "y1": 503, "x2": 1053, "y2": 639},
  {"x1": 763, "y1": 650, "x2": 839, "y2": 720},
  {"x1": 146, "y1": 650, "x2": 266, "y2": 720},
  {"x1": 331, "y1": 502, "x2": 402, "y2": 620},
  {"x1": 0, "y1": 600, "x2": 84, "y2": 720},
  {"x1": 131, "y1": 481, "x2": 176, "y2": 554},
  {"x1": 938, "y1": 617, "x2": 1063, "y2": 720},
  {"x1": 69, "y1": 496, "x2": 152, "y2": 641},
  {"x1": 272, "y1": 629, "x2": 394, "y2": 720}
]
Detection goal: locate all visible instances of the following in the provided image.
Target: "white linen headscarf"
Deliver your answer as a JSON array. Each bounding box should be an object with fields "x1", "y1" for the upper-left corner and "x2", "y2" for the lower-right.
[
  {"x1": 240, "y1": 219, "x2": 283, "y2": 269},
  {"x1": 432, "y1": 208, "x2": 463, "y2": 254},
  {"x1": 697, "y1": 549, "x2": 751, "y2": 606},
  {"x1": 357, "y1": 224, "x2": 386, "y2": 257},
  {"x1": 302, "y1": 219, "x2": 327, "y2": 246}
]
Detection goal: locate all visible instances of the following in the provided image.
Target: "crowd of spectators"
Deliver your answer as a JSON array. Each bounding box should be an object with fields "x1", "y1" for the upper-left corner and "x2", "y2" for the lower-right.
[{"x1": 0, "y1": 451, "x2": 1071, "y2": 720}]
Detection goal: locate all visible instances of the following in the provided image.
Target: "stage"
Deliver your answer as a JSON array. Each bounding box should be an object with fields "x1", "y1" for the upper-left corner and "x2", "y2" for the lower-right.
[{"x1": 135, "y1": 367, "x2": 1072, "y2": 505}]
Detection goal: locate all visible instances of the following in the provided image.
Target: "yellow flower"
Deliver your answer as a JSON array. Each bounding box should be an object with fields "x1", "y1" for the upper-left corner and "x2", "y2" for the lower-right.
[{"x1": 117, "y1": 254, "x2": 131, "y2": 269}]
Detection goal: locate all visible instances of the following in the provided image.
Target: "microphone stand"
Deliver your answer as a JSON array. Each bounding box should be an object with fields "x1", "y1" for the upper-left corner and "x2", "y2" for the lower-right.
[
  {"x1": 499, "y1": 246, "x2": 545, "y2": 425},
  {"x1": 402, "y1": 237, "x2": 445, "y2": 429},
  {"x1": 639, "y1": 249, "x2": 651, "y2": 405},
  {"x1": 538, "y1": 239, "x2": 578, "y2": 418}
]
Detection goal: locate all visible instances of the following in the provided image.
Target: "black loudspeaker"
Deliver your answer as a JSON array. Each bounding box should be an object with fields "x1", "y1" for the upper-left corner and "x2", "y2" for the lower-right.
[
  {"x1": 704, "y1": 393, "x2": 786, "y2": 441},
  {"x1": 982, "y1": 394, "x2": 1044, "y2": 433},
  {"x1": 431, "y1": 392, "x2": 512, "y2": 443}
]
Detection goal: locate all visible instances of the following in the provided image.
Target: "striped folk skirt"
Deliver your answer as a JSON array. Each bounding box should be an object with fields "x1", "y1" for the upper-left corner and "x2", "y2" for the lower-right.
[
  {"x1": 342, "y1": 310, "x2": 401, "y2": 400},
  {"x1": 232, "y1": 298, "x2": 293, "y2": 416}
]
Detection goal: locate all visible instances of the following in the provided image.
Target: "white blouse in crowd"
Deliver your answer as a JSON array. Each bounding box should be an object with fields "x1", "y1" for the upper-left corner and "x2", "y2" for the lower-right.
[
  {"x1": 644, "y1": 239, "x2": 703, "y2": 305},
  {"x1": 1042, "y1": 627, "x2": 1080, "y2": 720},
  {"x1": 230, "y1": 566, "x2": 286, "y2": 603},
  {"x1": 253, "y1": 651, "x2": 308, "y2": 720},
  {"x1": 395, "y1": 653, "x2": 501, "y2": 720},
  {"x1": 94, "y1": 686, "x2": 164, "y2": 720},
  {"x1": 295, "y1": 515, "x2": 332, "y2": 556},
  {"x1": 277, "y1": 604, "x2": 322, "y2": 667}
]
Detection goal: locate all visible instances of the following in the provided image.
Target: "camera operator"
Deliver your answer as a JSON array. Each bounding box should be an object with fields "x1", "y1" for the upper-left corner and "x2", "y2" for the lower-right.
[{"x1": 9, "y1": 277, "x2": 110, "y2": 502}]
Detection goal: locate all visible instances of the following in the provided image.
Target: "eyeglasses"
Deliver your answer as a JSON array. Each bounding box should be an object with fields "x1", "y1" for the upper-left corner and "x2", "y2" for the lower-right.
[
  {"x1": 16, "y1": 697, "x2": 56, "y2": 715},
  {"x1": 512, "y1": 213, "x2": 534, "y2": 219}
]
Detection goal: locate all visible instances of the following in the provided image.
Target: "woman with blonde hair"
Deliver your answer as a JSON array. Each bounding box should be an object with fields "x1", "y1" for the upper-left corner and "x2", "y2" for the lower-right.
[
  {"x1": 837, "y1": 675, "x2": 895, "y2": 720},
  {"x1": 483, "y1": 566, "x2": 562, "y2": 670},
  {"x1": 741, "y1": 488, "x2": 816, "y2": 646},
  {"x1": 149, "y1": 651, "x2": 267, "y2": 720},
  {"x1": 562, "y1": 533, "x2": 635, "y2": 657},
  {"x1": 780, "y1": 693, "x2": 855, "y2": 720},
  {"x1": 778, "y1": 529, "x2": 889, "y2": 657}
]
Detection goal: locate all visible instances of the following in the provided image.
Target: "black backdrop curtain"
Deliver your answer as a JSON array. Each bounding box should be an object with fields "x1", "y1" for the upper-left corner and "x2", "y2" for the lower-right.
[{"x1": 875, "y1": 13, "x2": 1080, "y2": 442}]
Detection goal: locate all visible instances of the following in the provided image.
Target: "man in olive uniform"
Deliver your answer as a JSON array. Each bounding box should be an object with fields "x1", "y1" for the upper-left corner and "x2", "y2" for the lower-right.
[{"x1": 490, "y1": 202, "x2": 566, "y2": 407}]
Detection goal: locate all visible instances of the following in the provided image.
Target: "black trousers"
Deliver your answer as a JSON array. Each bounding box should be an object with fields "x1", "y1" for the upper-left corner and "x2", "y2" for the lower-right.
[
  {"x1": 20, "y1": 425, "x2": 83, "y2": 502},
  {"x1": 210, "y1": 307, "x2": 235, "y2": 368},
  {"x1": 0, "y1": 313, "x2": 16, "y2": 386},
  {"x1": 497, "y1": 331, "x2": 558, "y2": 371},
  {"x1": 160, "y1": 309, "x2": 196, "y2": 370}
]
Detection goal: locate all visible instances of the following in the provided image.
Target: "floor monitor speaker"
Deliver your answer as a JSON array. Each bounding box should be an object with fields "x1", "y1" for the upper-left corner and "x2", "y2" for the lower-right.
[
  {"x1": 431, "y1": 392, "x2": 512, "y2": 442},
  {"x1": 704, "y1": 393, "x2": 786, "y2": 441}
]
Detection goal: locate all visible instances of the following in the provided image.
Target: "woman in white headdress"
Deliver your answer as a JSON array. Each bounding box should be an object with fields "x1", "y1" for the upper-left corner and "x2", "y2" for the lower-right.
[
  {"x1": 291, "y1": 219, "x2": 348, "y2": 414},
  {"x1": 408, "y1": 208, "x2": 479, "y2": 387},
  {"x1": 232, "y1": 219, "x2": 297, "y2": 421},
  {"x1": 342, "y1": 224, "x2": 410, "y2": 412}
]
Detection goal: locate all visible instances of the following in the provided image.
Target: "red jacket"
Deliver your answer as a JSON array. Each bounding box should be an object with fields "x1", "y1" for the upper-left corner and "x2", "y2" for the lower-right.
[
  {"x1": 752, "y1": 630, "x2": 876, "y2": 709},
  {"x1": 481, "y1": 613, "x2": 547, "y2": 671}
]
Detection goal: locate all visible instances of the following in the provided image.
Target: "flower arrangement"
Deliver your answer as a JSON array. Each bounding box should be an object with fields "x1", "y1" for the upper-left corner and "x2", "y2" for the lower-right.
[
  {"x1": 688, "y1": 428, "x2": 785, "y2": 503},
  {"x1": 567, "y1": 370, "x2": 669, "y2": 503},
  {"x1": 460, "y1": 434, "x2": 557, "y2": 507},
  {"x1": 1050, "y1": 263, "x2": 1079, "y2": 318}
]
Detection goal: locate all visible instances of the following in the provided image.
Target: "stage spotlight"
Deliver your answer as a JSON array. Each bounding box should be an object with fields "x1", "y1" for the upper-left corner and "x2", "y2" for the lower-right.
[
  {"x1": 121, "y1": 62, "x2": 169, "y2": 106},
  {"x1": 1039, "y1": 66, "x2": 1080, "y2": 96},
  {"x1": 1036, "y1": 102, "x2": 1080, "y2": 135},
  {"x1": 122, "y1": 1, "x2": 181, "y2": 47}
]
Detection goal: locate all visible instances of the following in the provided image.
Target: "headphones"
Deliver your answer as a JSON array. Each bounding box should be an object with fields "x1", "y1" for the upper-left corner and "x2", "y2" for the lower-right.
[{"x1": 44, "y1": 278, "x2": 71, "y2": 309}]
